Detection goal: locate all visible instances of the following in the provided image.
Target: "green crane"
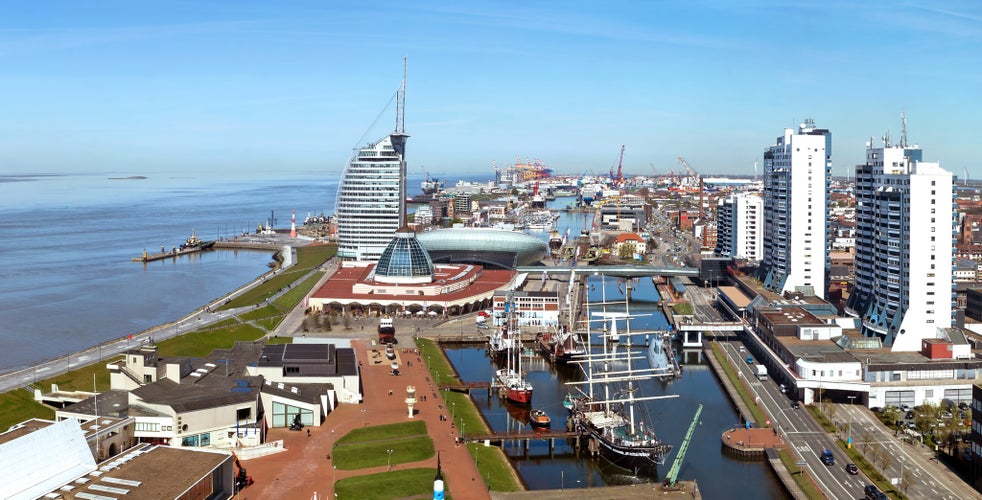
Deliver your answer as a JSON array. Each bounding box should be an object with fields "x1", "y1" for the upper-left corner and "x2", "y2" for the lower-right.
[{"x1": 664, "y1": 403, "x2": 703, "y2": 487}]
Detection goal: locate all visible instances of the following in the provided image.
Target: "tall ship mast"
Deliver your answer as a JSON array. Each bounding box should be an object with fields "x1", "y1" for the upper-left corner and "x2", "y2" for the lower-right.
[
  {"x1": 565, "y1": 275, "x2": 676, "y2": 474},
  {"x1": 494, "y1": 291, "x2": 533, "y2": 405}
]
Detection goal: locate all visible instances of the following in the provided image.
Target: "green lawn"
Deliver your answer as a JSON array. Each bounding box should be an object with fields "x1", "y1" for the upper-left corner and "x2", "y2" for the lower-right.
[
  {"x1": 273, "y1": 271, "x2": 325, "y2": 310},
  {"x1": 335, "y1": 468, "x2": 452, "y2": 500},
  {"x1": 156, "y1": 323, "x2": 265, "y2": 357},
  {"x1": 0, "y1": 390, "x2": 55, "y2": 432},
  {"x1": 35, "y1": 355, "x2": 121, "y2": 393},
  {"x1": 336, "y1": 421, "x2": 427, "y2": 444},
  {"x1": 264, "y1": 335, "x2": 294, "y2": 345},
  {"x1": 221, "y1": 245, "x2": 335, "y2": 310},
  {"x1": 333, "y1": 435, "x2": 435, "y2": 470}
]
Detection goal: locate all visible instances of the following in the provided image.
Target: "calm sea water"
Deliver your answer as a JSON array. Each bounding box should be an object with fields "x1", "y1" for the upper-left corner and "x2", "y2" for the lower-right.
[
  {"x1": 446, "y1": 277, "x2": 788, "y2": 498},
  {"x1": 0, "y1": 171, "x2": 471, "y2": 373}
]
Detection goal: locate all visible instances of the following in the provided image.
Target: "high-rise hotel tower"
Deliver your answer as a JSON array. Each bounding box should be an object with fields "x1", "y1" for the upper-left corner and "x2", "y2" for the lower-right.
[
  {"x1": 845, "y1": 126, "x2": 954, "y2": 351},
  {"x1": 336, "y1": 68, "x2": 409, "y2": 261},
  {"x1": 759, "y1": 119, "x2": 832, "y2": 298}
]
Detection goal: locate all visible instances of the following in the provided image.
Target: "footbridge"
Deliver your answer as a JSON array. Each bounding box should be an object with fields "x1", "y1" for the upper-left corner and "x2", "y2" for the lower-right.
[{"x1": 516, "y1": 264, "x2": 698, "y2": 278}]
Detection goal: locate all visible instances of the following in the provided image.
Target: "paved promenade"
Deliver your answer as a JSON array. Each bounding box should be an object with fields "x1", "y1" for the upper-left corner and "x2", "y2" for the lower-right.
[{"x1": 242, "y1": 337, "x2": 494, "y2": 500}]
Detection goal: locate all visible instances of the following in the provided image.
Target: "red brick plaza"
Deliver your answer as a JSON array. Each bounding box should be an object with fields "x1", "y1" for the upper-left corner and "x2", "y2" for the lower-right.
[{"x1": 241, "y1": 338, "x2": 491, "y2": 500}]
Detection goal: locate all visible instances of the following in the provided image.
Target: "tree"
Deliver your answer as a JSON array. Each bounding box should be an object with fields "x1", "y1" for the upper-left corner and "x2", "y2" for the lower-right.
[
  {"x1": 861, "y1": 430, "x2": 873, "y2": 455},
  {"x1": 618, "y1": 242, "x2": 636, "y2": 260}
]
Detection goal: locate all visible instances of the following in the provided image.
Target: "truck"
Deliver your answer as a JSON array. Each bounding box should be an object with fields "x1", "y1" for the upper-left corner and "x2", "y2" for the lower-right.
[{"x1": 755, "y1": 364, "x2": 768, "y2": 380}]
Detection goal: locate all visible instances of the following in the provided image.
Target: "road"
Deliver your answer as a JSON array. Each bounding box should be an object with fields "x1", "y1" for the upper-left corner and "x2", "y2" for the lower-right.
[
  {"x1": 717, "y1": 340, "x2": 865, "y2": 500},
  {"x1": 719, "y1": 340, "x2": 981, "y2": 499}
]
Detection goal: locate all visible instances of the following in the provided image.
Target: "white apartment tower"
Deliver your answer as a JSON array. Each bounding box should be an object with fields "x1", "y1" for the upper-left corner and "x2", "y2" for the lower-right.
[
  {"x1": 715, "y1": 193, "x2": 764, "y2": 261},
  {"x1": 845, "y1": 128, "x2": 954, "y2": 351},
  {"x1": 759, "y1": 119, "x2": 832, "y2": 298},
  {"x1": 335, "y1": 67, "x2": 409, "y2": 261}
]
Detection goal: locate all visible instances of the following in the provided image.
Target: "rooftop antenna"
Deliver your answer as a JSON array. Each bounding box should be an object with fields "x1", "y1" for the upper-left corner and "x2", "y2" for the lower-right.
[
  {"x1": 396, "y1": 56, "x2": 407, "y2": 134},
  {"x1": 900, "y1": 111, "x2": 908, "y2": 148}
]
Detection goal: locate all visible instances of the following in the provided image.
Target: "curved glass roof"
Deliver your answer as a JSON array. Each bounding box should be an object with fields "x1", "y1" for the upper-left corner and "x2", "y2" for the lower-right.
[
  {"x1": 374, "y1": 229, "x2": 434, "y2": 284},
  {"x1": 416, "y1": 228, "x2": 548, "y2": 266}
]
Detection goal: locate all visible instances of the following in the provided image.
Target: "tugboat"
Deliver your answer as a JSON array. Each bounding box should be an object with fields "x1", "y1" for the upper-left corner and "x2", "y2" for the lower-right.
[
  {"x1": 529, "y1": 409, "x2": 551, "y2": 429},
  {"x1": 179, "y1": 229, "x2": 215, "y2": 251}
]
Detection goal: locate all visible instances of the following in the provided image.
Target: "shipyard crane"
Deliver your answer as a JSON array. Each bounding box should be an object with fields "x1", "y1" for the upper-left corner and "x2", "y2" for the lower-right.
[
  {"x1": 677, "y1": 156, "x2": 696, "y2": 181},
  {"x1": 609, "y1": 145, "x2": 625, "y2": 187}
]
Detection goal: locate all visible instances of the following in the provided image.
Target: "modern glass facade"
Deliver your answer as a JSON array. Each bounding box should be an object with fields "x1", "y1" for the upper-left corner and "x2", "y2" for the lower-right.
[
  {"x1": 374, "y1": 228, "x2": 435, "y2": 284},
  {"x1": 335, "y1": 133, "x2": 408, "y2": 261}
]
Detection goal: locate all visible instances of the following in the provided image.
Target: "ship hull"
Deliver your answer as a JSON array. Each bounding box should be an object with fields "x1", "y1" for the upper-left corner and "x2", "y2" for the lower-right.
[
  {"x1": 505, "y1": 387, "x2": 532, "y2": 405},
  {"x1": 587, "y1": 427, "x2": 668, "y2": 473}
]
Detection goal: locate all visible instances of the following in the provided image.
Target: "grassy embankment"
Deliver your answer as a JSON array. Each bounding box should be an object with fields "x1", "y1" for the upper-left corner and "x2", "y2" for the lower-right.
[
  {"x1": 0, "y1": 244, "x2": 336, "y2": 432},
  {"x1": 417, "y1": 337, "x2": 522, "y2": 492}
]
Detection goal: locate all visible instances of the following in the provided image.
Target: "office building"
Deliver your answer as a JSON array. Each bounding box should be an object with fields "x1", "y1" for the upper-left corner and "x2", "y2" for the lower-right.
[
  {"x1": 845, "y1": 133, "x2": 954, "y2": 351},
  {"x1": 759, "y1": 119, "x2": 832, "y2": 297},
  {"x1": 715, "y1": 193, "x2": 763, "y2": 261}
]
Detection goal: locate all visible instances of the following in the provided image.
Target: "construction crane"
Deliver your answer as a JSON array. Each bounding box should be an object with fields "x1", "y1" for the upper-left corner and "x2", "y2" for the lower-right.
[
  {"x1": 664, "y1": 403, "x2": 703, "y2": 487},
  {"x1": 677, "y1": 156, "x2": 697, "y2": 183},
  {"x1": 609, "y1": 145, "x2": 625, "y2": 187}
]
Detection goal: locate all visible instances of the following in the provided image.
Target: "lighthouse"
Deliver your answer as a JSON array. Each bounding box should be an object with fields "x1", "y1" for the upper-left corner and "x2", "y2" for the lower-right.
[{"x1": 290, "y1": 210, "x2": 297, "y2": 238}]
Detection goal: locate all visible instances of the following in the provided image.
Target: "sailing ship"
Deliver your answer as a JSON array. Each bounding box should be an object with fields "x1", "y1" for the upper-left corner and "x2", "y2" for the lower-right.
[
  {"x1": 536, "y1": 325, "x2": 586, "y2": 364},
  {"x1": 564, "y1": 276, "x2": 676, "y2": 474},
  {"x1": 493, "y1": 293, "x2": 533, "y2": 405}
]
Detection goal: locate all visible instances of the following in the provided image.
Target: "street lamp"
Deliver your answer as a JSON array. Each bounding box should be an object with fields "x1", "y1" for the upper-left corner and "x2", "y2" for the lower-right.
[
  {"x1": 451, "y1": 402, "x2": 456, "y2": 421},
  {"x1": 846, "y1": 395, "x2": 856, "y2": 448},
  {"x1": 386, "y1": 449, "x2": 394, "y2": 470},
  {"x1": 361, "y1": 409, "x2": 367, "y2": 427}
]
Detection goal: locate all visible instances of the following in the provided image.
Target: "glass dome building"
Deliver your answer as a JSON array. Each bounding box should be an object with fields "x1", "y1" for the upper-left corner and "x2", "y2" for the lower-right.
[
  {"x1": 372, "y1": 227, "x2": 435, "y2": 284},
  {"x1": 416, "y1": 228, "x2": 548, "y2": 268}
]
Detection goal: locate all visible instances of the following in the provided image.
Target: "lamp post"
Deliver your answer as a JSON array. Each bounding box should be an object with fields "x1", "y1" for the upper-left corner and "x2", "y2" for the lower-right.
[
  {"x1": 386, "y1": 449, "x2": 394, "y2": 471},
  {"x1": 846, "y1": 395, "x2": 856, "y2": 448},
  {"x1": 361, "y1": 409, "x2": 367, "y2": 427},
  {"x1": 451, "y1": 402, "x2": 456, "y2": 422}
]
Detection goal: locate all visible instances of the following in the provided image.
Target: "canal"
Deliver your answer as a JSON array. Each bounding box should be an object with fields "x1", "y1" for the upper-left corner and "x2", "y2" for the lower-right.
[{"x1": 444, "y1": 272, "x2": 789, "y2": 498}]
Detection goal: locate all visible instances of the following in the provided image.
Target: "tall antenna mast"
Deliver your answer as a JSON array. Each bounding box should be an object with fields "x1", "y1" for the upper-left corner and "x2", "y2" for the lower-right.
[
  {"x1": 397, "y1": 56, "x2": 407, "y2": 133},
  {"x1": 900, "y1": 111, "x2": 908, "y2": 148}
]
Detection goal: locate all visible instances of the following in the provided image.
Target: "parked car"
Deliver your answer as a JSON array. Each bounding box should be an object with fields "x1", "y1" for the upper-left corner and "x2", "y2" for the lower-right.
[{"x1": 846, "y1": 463, "x2": 859, "y2": 475}]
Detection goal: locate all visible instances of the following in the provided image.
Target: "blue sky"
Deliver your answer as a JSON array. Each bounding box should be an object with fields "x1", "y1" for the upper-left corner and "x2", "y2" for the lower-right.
[{"x1": 1, "y1": 1, "x2": 980, "y2": 179}]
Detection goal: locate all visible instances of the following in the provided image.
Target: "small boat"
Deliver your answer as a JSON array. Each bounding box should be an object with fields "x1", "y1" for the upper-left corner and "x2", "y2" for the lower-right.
[{"x1": 529, "y1": 409, "x2": 551, "y2": 429}]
